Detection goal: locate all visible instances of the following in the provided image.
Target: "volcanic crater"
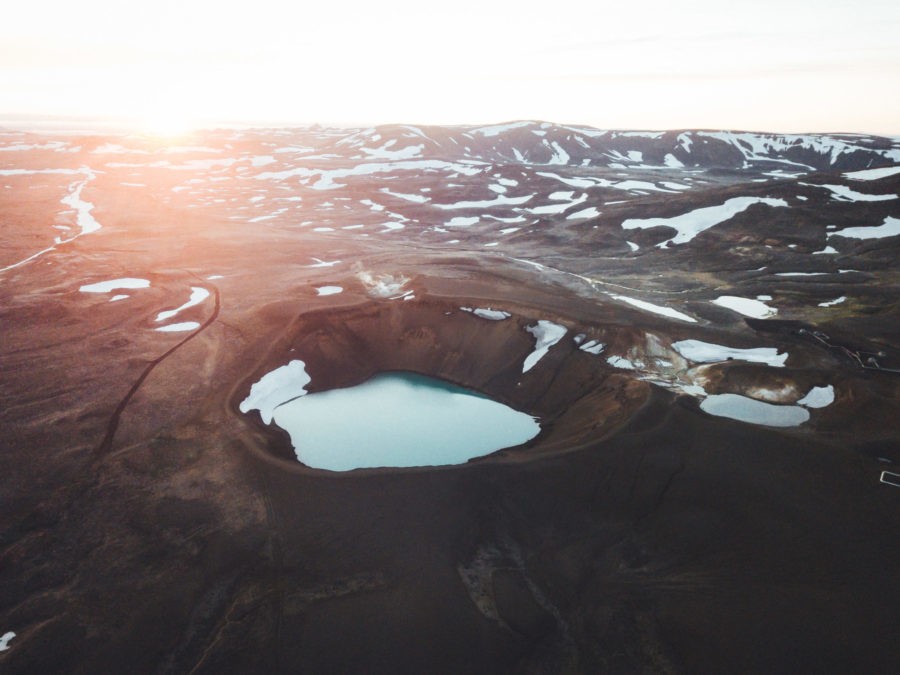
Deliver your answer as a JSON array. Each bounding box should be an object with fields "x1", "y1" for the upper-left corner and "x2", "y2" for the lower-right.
[{"x1": 233, "y1": 298, "x2": 648, "y2": 470}]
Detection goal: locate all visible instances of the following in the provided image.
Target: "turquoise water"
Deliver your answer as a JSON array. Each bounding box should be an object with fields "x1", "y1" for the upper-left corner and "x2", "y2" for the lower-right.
[{"x1": 270, "y1": 372, "x2": 540, "y2": 471}]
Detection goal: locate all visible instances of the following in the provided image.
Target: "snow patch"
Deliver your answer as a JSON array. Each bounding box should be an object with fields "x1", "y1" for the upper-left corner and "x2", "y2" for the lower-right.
[
  {"x1": 797, "y1": 385, "x2": 835, "y2": 409},
  {"x1": 240, "y1": 360, "x2": 311, "y2": 424},
  {"x1": 621, "y1": 197, "x2": 788, "y2": 247},
  {"x1": 818, "y1": 296, "x2": 846, "y2": 307},
  {"x1": 843, "y1": 165, "x2": 900, "y2": 181},
  {"x1": 578, "y1": 339, "x2": 605, "y2": 355},
  {"x1": 80, "y1": 277, "x2": 150, "y2": 293},
  {"x1": 522, "y1": 321, "x2": 567, "y2": 373},
  {"x1": 802, "y1": 183, "x2": 897, "y2": 202},
  {"x1": 155, "y1": 322, "x2": 200, "y2": 333},
  {"x1": 155, "y1": 287, "x2": 209, "y2": 322},
  {"x1": 829, "y1": 216, "x2": 900, "y2": 240},
  {"x1": 609, "y1": 294, "x2": 696, "y2": 323},
  {"x1": 316, "y1": 286, "x2": 343, "y2": 296},
  {"x1": 460, "y1": 307, "x2": 510, "y2": 320},
  {"x1": 672, "y1": 339, "x2": 787, "y2": 367},
  {"x1": 712, "y1": 295, "x2": 777, "y2": 319}
]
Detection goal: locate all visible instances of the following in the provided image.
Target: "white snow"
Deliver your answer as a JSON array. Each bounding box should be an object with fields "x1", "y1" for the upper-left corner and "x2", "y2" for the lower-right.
[
  {"x1": 843, "y1": 165, "x2": 900, "y2": 181},
  {"x1": 446, "y1": 216, "x2": 479, "y2": 227},
  {"x1": 712, "y1": 295, "x2": 777, "y2": 318},
  {"x1": 546, "y1": 141, "x2": 570, "y2": 165},
  {"x1": 434, "y1": 194, "x2": 533, "y2": 209},
  {"x1": 473, "y1": 121, "x2": 533, "y2": 137},
  {"x1": 80, "y1": 277, "x2": 150, "y2": 293},
  {"x1": 0, "y1": 632, "x2": 15, "y2": 652},
  {"x1": 522, "y1": 320, "x2": 567, "y2": 373},
  {"x1": 615, "y1": 131, "x2": 664, "y2": 139},
  {"x1": 460, "y1": 307, "x2": 511, "y2": 320},
  {"x1": 818, "y1": 296, "x2": 846, "y2": 307},
  {"x1": 606, "y1": 355, "x2": 637, "y2": 370},
  {"x1": 812, "y1": 245, "x2": 838, "y2": 255},
  {"x1": 621, "y1": 197, "x2": 789, "y2": 247},
  {"x1": 256, "y1": 159, "x2": 484, "y2": 190},
  {"x1": 802, "y1": 183, "x2": 897, "y2": 202},
  {"x1": 535, "y1": 171, "x2": 603, "y2": 189},
  {"x1": 58, "y1": 171, "x2": 101, "y2": 235},
  {"x1": 579, "y1": 339, "x2": 605, "y2": 355},
  {"x1": 155, "y1": 322, "x2": 200, "y2": 333},
  {"x1": 694, "y1": 131, "x2": 888, "y2": 168},
  {"x1": 110, "y1": 294, "x2": 129, "y2": 302},
  {"x1": 828, "y1": 216, "x2": 900, "y2": 240},
  {"x1": 797, "y1": 385, "x2": 835, "y2": 409},
  {"x1": 0, "y1": 168, "x2": 83, "y2": 176},
  {"x1": 775, "y1": 272, "x2": 828, "y2": 277},
  {"x1": 566, "y1": 206, "x2": 600, "y2": 220},
  {"x1": 380, "y1": 188, "x2": 429, "y2": 203},
  {"x1": 700, "y1": 394, "x2": 809, "y2": 427},
  {"x1": 626, "y1": 241, "x2": 640, "y2": 251},
  {"x1": 529, "y1": 193, "x2": 587, "y2": 215},
  {"x1": 360, "y1": 143, "x2": 424, "y2": 160},
  {"x1": 239, "y1": 359, "x2": 311, "y2": 424},
  {"x1": 155, "y1": 287, "x2": 209, "y2": 322},
  {"x1": 316, "y1": 286, "x2": 343, "y2": 296},
  {"x1": 672, "y1": 339, "x2": 787, "y2": 367},
  {"x1": 609, "y1": 294, "x2": 697, "y2": 323},
  {"x1": 664, "y1": 153, "x2": 684, "y2": 168},
  {"x1": 307, "y1": 258, "x2": 341, "y2": 268}
]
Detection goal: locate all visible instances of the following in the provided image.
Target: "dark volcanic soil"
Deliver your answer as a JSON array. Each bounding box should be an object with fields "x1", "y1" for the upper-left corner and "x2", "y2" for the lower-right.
[{"x1": 1, "y1": 124, "x2": 899, "y2": 673}]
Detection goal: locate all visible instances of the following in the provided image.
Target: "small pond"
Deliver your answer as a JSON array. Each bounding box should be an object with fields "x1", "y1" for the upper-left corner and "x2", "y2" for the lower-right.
[{"x1": 242, "y1": 365, "x2": 540, "y2": 471}]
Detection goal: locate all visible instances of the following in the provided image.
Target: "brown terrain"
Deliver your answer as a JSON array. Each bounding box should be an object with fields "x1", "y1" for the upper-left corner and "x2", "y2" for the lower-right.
[{"x1": 1, "y1": 123, "x2": 898, "y2": 673}]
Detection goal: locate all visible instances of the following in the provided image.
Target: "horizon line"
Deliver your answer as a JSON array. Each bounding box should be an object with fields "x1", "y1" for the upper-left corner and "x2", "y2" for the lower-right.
[{"x1": 0, "y1": 113, "x2": 898, "y2": 139}]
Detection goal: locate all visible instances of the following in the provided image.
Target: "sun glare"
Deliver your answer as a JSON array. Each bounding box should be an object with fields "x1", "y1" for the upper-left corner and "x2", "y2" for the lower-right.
[{"x1": 134, "y1": 112, "x2": 201, "y2": 139}]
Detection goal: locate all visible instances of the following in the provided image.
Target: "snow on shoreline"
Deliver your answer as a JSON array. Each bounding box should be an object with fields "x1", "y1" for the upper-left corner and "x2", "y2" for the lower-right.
[{"x1": 240, "y1": 360, "x2": 312, "y2": 424}]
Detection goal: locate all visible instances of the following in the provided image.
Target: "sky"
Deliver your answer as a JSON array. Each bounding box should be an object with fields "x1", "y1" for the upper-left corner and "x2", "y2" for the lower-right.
[{"x1": 2, "y1": 0, "x2": 899, "y2": 134}]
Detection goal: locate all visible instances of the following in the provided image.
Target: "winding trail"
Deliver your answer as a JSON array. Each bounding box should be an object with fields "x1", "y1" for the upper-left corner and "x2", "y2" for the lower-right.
[{"x1": 94, "y1": 282, "x2": 221, "y2": 459}]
